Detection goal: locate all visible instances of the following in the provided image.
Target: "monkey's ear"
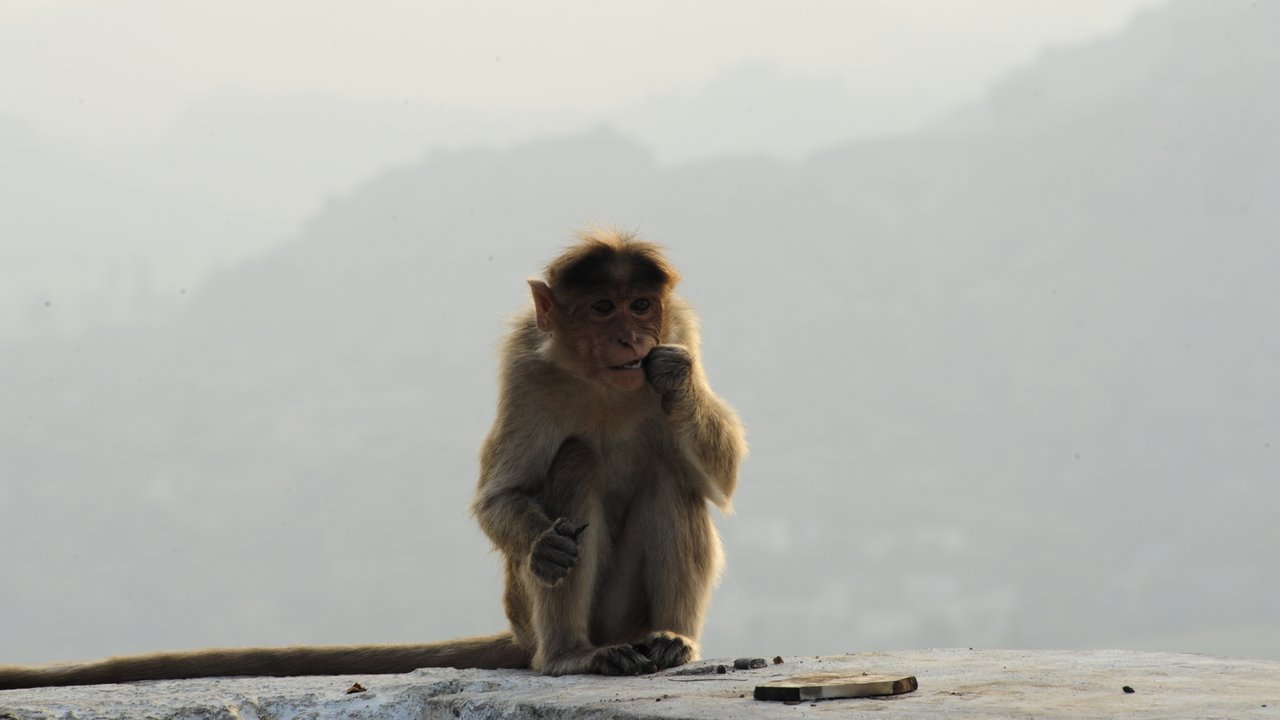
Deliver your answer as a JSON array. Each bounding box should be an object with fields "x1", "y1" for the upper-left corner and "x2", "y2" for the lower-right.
[{"x1": 528, "y1": 279, "x2": 555, "y2": 332}]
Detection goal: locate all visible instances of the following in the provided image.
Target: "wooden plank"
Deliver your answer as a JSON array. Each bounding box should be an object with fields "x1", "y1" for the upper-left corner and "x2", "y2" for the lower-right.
[{"x1": 754, "y1": 673, "x2": 918, "y2": 702}]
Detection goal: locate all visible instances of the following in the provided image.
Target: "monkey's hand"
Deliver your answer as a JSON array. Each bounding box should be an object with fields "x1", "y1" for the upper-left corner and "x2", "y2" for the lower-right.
[
  {"x1": 643, "y1": 344, "x2": 694, "y2": 409},
  {"x1": 529, "y1": 517, "x2": 582, "y2": 586}
]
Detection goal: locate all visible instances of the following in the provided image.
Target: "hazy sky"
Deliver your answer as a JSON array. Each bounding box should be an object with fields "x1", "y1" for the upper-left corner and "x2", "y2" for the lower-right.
[
  {"x1": 2, "y1": 0, "x2": 1161, "y2": 146},
  {"x1": 1, "y1": 0, "x2": 1168, "y2": 340}
]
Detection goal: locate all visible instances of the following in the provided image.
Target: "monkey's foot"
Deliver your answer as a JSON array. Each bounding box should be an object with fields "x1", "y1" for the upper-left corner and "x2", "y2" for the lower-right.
[
  {"x1": 634, "y1": 631, "x2": 697, "y2": 670},
  {"x1": 586, "y1": 644, "x2": 659, "y2": 676}
]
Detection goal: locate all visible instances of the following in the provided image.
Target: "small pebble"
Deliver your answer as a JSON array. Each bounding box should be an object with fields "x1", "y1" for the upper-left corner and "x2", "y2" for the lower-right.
[
  {"x1": 734, "y1": 657, "x2": 768, "y2": 670},
  {"x1": 1122, "y1": 686, "x2": 1136, "y2": 694}
]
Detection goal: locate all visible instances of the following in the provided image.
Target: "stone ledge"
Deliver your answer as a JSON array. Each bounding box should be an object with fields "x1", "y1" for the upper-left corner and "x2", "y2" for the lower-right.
[{"x1": 1, "y1": 649, "x2": 1276, "y2": 719}]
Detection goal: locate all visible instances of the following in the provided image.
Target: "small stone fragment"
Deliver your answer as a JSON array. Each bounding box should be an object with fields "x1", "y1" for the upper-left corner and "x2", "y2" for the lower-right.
[
  {"x1": 716, "y1": 664, "x2": 727, "y2": 674},
  {"x1": 734, "y1": 657, "x2": 768, "y2": 670},
  {"x1": 345, "y1": 682, "x2": 367, "y2": 694},
  {"x1": 773, "y1": 656, "x2": 783, "y2": 664},
  {"x1": 1122, "y1": 686, "x2": 1136, "y2": 694}
]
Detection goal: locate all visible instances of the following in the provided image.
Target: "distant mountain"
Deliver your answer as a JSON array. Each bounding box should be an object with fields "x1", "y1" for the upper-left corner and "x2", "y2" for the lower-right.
[
  {"x1": 124, "y1": 91, "x2": 586, "y2": 231},
  {"x1": 606, "y1": 60, "x2": 933, "y2": 162},
  {"x1": 945, "y1": 0, "x2": 1280, "y2": 132},
  {"x1": 3, "y1": 0, "x2": 1277, "y2": 664},
  {"x1": 0, "y1": 113, "x2": 277, "y2": 339},
  {"x1": 0, "y1": 60, "x2": 902, "y2": 341}
]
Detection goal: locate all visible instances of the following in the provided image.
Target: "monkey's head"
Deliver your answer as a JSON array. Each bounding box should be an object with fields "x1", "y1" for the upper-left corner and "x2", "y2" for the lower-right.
[{"x1": 530, "y1": 230, "x2": 681, "y2": 392}]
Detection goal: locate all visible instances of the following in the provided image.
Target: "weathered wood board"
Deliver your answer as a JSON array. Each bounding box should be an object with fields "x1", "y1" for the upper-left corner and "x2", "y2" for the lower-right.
[{"x1": 754, "y1": 673, "x2": 918, "y2": 702}]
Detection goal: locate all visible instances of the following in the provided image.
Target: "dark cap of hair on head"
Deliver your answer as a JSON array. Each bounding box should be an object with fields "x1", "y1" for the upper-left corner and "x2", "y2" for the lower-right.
[{"x1": 544, "y1": 228, "x2": 681, "y2": 298}]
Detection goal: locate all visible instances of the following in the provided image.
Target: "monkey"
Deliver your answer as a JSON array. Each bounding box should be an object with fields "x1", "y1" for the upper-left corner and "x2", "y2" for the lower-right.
[
  {"x1": 472, "y1": 228, "x2": 745, "y2": 676},
  {"x1": 0, "y1": 228, "x2": 745, "y2": 690}
]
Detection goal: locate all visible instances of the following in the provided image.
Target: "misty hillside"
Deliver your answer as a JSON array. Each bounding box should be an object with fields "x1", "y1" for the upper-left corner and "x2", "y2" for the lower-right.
[{"x1": 2, "y1": 0, "x2": 1277, "y2": 664}]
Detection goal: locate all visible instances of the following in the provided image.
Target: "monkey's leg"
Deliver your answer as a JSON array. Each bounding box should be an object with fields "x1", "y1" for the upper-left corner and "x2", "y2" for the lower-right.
[
  {"x1": 631, "y1": 477, "x2": 724, "y2": 670},
  {"x1": 527, "y1": 438, "x2": 655, "y2": 676}
]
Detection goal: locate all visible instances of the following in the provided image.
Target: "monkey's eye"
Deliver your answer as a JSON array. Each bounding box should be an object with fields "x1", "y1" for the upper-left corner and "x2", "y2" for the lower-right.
[
  {"x1": 590, "y1": 299, "x2": 615, "y2": 314},
  {"x1": 630, "y1": 298, "x2": 652, "y2": 313}
]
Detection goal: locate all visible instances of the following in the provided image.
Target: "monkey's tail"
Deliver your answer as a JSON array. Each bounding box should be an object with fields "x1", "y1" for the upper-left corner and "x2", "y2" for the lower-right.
[{"x1": 0, "y1": 632, "x2": 530, "y2": 690}]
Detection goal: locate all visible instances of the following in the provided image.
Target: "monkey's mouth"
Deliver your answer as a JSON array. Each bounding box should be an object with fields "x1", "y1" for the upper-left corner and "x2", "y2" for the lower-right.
[{"x1": 610, "y1": 359, "x2": 643, "y2": 370}]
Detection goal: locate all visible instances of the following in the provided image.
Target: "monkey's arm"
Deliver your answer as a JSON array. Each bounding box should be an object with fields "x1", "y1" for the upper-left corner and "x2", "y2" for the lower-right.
[
  {"x1": 473, "y1": 458, "x2": 552, "y2": 558},
  {"x1": 644, "y1": 345, "x2": 746, "y2": 510},
  {"x1": 474, "y1": 420, "x2": 586, "y2": 587},
  {"x1": 472, "y1": 343, "x2": 558, "y2": 550}
]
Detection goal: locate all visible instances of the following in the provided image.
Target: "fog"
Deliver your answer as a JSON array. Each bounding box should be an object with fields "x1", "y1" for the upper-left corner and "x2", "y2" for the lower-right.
[{"x1": 3, "y1": 0, "x2": 1277, "y2": 667}]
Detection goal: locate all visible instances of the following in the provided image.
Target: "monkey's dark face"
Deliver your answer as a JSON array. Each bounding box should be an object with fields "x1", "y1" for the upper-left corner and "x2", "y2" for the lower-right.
[
  {"x1": 570, "y1": 292, "x2": 664, "y2": 392},
  {"x1": 530, "y1": 265, "x2": 670, "y2": 393}
]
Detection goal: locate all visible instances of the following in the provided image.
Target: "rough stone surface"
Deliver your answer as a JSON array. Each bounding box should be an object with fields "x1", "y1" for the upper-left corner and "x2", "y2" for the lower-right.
[{"x1": 1, "y1": 650, "x2": 1277, "y2": 719}]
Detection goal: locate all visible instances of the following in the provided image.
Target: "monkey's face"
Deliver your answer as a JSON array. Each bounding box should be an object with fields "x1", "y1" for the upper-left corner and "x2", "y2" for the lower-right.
[{"x1": 570, "y1": 293, "x2": 664, "y2": 392}]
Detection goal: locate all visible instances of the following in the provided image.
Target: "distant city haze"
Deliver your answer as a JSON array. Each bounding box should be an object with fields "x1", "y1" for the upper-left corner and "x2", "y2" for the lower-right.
[{"x1": 2, "y1": 0, "x2": 1277, "y2": 667}]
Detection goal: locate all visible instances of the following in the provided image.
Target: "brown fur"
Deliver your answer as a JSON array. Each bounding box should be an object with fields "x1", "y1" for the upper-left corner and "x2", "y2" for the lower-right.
[
  {"x1": 0, "y1": 228, "x2": 745, "y2": 690},
  {"x1": 0, "y1": 636, "x2": 525, "y2": 690},
  {"x1": 475, "y1": 228, "x2": 744, "y2": 675}
]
